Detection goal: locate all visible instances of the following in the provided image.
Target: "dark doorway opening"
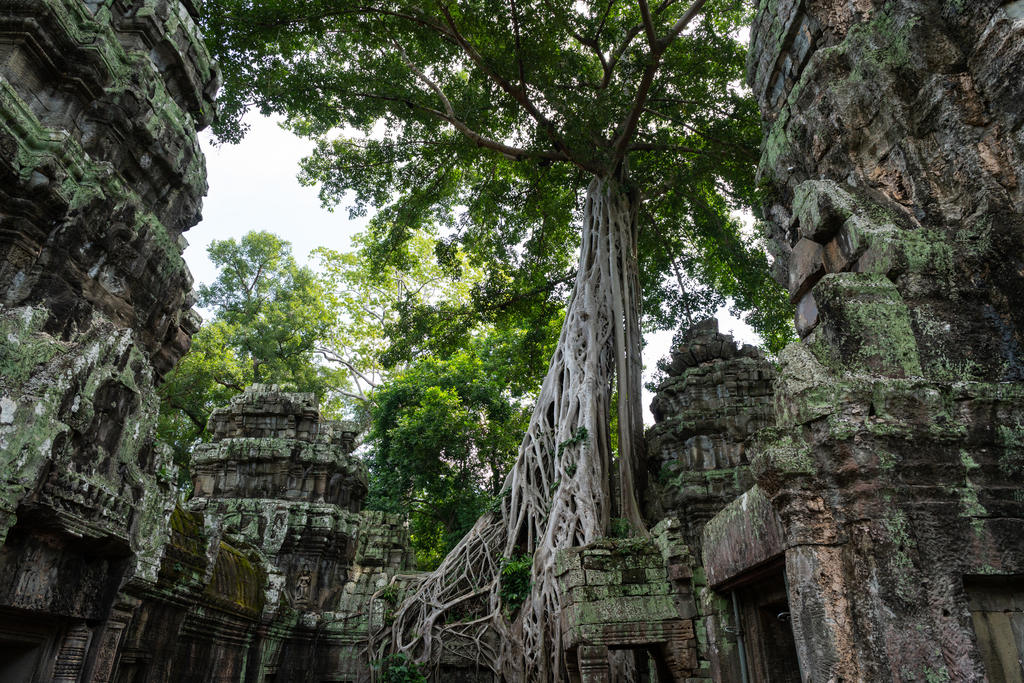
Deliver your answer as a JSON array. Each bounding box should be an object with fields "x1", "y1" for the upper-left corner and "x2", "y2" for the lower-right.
[{"x1": 964, "y1": 574, "x2": 1024, "y2": 683}]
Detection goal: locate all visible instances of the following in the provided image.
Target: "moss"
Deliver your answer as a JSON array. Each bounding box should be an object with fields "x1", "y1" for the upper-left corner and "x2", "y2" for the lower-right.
[
  {"x1": 752, "y1": 428, "x2": 815, "y2": 477},
  {"x1": 929, "y1": 357, "x2": 983, "y2": 384},
  {"x1": 811, "y1": 274, "x2": 923, "y2": 378},
  {"x1": 170, "y1": 505, "x2": 208, "y2": 555},
  {"x1": 878, "y1": 448, "x2": 900, "y2": 470},
  {"x1": 901, "y1": 231, "x2": 954, "y2": 275},
  {"x1": 0, "y1": 308, "x2": 65, "y2": 387},
  {"x1": 923, "y1": 665, "x2": 951, "y2": 683},
  {"x1": 206, "y1": 542, "x2": 266, "y2": 612},
  {"x1": 882, "y1": 509, "x2": 920, "y2": 602},
  {"x1": 996, "y1": 421, "x2": 1024, "y2": 478},
  {"x1": 847, "y1": 9, "x2": 922, "y2": 81},
  {"x1": 760, "y1": 108, "x2": 792, "y2": 177}
]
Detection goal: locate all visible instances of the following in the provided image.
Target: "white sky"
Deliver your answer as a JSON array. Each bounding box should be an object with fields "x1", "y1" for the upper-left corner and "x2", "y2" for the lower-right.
[{"x1": 190, "y1": 114, "x2": 761, "y2": 426}]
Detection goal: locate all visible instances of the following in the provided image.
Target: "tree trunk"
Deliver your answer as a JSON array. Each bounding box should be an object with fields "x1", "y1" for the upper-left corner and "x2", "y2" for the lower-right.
[{"x1": 381, "y1": 176, "x2": 646, "y2": 683}]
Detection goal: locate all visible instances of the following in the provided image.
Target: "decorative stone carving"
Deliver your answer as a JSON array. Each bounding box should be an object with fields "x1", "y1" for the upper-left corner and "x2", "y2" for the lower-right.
[
  {"x1": 645, "y1": 318, "x2": 777, "y2": 551},
  {"x1": 52, "y1": 623, "x2": 91, "y2": 683},
  {"x1": 0, "y1": 0, "x2": 217, "y2": 677}
]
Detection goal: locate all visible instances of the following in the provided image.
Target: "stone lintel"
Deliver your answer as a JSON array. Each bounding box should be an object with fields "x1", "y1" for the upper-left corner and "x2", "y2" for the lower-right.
[{"x1": 701, "y1": 485, "x2": 787, "y2": 590}]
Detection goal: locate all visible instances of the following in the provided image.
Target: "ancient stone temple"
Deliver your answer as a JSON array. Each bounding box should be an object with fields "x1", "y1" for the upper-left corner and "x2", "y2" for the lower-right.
[
  {"x1": 0, "y1": 0, "x2": 417, "y2": 678},
  {"x1": 0, "y1": 0, "x2": 217, "y2": 677},
  {"x1": 120, "y1": 385, "x2": 414, "y2": 683},
  {"x1": 1, "y1": 0, "x2": 1023, "y2": 681},
  {"x1": 641, "y1": 319, "x2": 789, "y2": 683},
  {"x1": 694, "y1": 0, "x2": 1024, "y2": 681}
]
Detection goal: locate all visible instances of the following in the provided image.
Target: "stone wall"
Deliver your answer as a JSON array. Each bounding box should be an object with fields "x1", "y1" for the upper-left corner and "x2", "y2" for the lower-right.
[
  {"x1": 703, "y1": 1, "x2": 1024, "y2": 682},
  {"x1": 555, "y1": 520, "x2": 699, "y2": 683},
  {"x1": 0, "y1": 0, "x2": 217, "y2": 678}
]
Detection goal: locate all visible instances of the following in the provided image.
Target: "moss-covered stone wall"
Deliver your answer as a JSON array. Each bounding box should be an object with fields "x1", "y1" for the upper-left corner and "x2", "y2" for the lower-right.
[{"x1": 729, "y1": 1, "x2": 1024, "y2": 681}]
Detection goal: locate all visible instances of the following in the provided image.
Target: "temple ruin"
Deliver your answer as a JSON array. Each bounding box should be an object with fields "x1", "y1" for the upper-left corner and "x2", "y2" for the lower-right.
[{"x1": 0, "y1": 0, "x2": 1022, "y2": 681}]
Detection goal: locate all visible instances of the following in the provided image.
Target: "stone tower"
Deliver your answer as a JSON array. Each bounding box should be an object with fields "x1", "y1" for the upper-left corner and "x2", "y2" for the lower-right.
[
  {"x1": 111, "y1": 385, "x2": 414, "y2": 683},
  {"x1": 702, "y1": 1, "x2": 1024, "y2": 681},
  {"x1": 0, "y1": 0, "x2": 218, "y2": 678}
]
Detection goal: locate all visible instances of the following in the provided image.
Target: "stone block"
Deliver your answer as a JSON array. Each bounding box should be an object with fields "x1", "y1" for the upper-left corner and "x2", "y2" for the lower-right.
[
  {"x1": 793, "y1": 180, "x2": 858, "y2": 243},
  {"x1": 701, "y1": 486, "x2": 786, "y2": 589},
  {"x1": 568, "y1": 594, "x2": 680, "y2": 626},
  {"x1": 795, "y1": 290, "x2": 819, "y2": 338},
  {"x1": 810, "y1": 273, "x2": 924, "y2": 378},
  {"x1": 789, "y1": 238, "x2": 825, "y2": 302}
]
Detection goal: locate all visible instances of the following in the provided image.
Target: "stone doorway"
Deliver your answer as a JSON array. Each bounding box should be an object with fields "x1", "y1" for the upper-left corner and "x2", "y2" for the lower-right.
[
  {"x1": 719, "y1": 559, "x2": 802, "y2": 683},
  {"x1": 964, "y1": 575, "x2": 1024, "y2": 683}
]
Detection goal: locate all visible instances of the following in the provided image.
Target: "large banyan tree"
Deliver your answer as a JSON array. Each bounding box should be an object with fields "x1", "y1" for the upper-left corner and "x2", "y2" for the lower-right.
[{"x1": 203, "y1": 0, "x2": 790, "y2": 678}]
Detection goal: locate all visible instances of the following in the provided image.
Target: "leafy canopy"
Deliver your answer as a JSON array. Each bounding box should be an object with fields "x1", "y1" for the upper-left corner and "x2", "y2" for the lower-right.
[
  {"x1": 313, "y1": 227, "x2": 480, "y2": 408},
  {"x1": 202, "y1": 0, "x2": 794, "y2": 350}
]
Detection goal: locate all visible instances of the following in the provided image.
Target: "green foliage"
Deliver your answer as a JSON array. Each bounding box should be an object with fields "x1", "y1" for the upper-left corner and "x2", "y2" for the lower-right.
[
  {"x1": 556, "y1": 426, "x2": 589, "y2": 461},
  {"x1": 313, "y1": 228, "x2": 481, "y2": 414},
  {"x1": 158, "y1": 232, "x2": 345, "y2": 483},
  {"x1": 201, "y1": 0, "x2": 793, "y2": 353},
  {"x1": 365, "y1": 334, "x2": 534, "y2": 569},
  {"x1": 380, "y1": 584, "x2": 400, "y2": 604},
  {"x1": 379, "y1": 584, "x2": 401, "y2": 625},
  {"x1": 488, "y1": 485, "x2": 512, "y2": 514},
  {"x1": 499, "y1": 554, "x2": 533, "y2": 614},
  {"x1": 373, "y1": 653, "x2": 428, "y2": 683},
  {"x1": 609, "y1": 517, "x2": 631, "y2": 539}
]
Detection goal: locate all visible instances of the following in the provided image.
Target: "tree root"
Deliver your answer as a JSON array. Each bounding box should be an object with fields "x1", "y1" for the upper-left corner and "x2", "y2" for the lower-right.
[{"x1": 374, "y1": 176, "x2": 646, "y2": 683}]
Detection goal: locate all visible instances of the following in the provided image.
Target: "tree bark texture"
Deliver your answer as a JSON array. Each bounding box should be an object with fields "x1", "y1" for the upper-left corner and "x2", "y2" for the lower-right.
[{"x1": 380, "y1": 176, "x2": 646, "y2": 683}]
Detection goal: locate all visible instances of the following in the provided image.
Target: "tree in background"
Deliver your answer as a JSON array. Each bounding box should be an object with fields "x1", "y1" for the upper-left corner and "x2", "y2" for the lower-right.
[
  {"x1": 202, "y1": 0, "x2": 794, "y2": 676},
  {"x1": 367, "y1": 338, "x2": 532, "y2": 570},
  {"x1": 313, "y1": 228, "x2": 479, "y2": 413},
  {"x1": 161, "y1": 229, "x2": 542, "y2": 575},
  {"x1": 315, "y1": 228, "x2": 547, "y2": 568},
  {"x1": 158, "y1": 232, "x2": 344, "y2": 480}
]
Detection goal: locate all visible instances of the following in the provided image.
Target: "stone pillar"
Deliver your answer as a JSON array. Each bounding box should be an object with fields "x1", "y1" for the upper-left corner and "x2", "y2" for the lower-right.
[
  {"x1": 577, "y1": 645, "x2": 610, "y2": 683},
  {"x1": 747, "y1": 1, "x2": 1024, "y2": 681},
  {"x1": 84, "y1": 598, "x2": 139, "y2": 683},
  {"x1": 53, "y1": 623, "x2": 92, "y2": 683},
  {"x1": 0, "y1": 0, "x2": 218, "y2": 679}
]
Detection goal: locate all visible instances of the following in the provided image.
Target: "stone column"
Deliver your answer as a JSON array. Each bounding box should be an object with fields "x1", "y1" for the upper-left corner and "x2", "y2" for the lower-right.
[
  {"x1": 53, "y1": 623, "x2": 91, "y2": 683},
  {"x1": 577, "y1": 645, "x2": 610, "y2": 683},
  {"x1": 746, "y1": 1, "x2": 1024, "y2": 681}
]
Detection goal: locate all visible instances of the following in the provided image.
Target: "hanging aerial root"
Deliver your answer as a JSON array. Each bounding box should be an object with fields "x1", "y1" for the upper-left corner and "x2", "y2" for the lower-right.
[{"x1": 375, "y1": 176, "x2": 646, "y2": 683}]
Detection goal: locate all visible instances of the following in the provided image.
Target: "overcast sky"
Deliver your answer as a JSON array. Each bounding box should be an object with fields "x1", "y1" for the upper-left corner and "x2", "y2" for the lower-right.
[{"x1": 188, "y1": 114, "x2": 760, "y2": 425}]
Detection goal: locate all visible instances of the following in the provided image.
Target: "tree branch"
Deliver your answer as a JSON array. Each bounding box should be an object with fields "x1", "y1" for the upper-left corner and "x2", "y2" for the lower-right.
[
  {"x1": 511, "y1": 0, "x2": 526, "y2": 91},
  {"x1": 315, "y1": 347, "x2": 380, "y2": 389},
  {"x1": 434, "y1": 3, "x2": 602, "y2": 173},
  {"x1": 625, "y1": 142, "x2": 703, "y2": 154},
  {"x1": 637, "y1": 0, "x2": 658, "y2": 48},
  {"x1": 392, "y1": 41, "x2": 571, "y2": 163},
  {"x1": 611, "y1": 0, "x2": 707, "y2": 166},
  {"x1": 601, "y1": 25, "x2": 644, "y2": 89},
  {"x1": 170, "y1": 401, "x2": 210, "y2": 432},
  {"x1": 664, "y1": 0, "x2": 707, "y2": 44}
]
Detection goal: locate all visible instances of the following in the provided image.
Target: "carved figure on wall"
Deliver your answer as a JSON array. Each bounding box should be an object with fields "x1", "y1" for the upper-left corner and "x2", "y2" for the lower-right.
[{"x1": 292, "y1": 566, "x2": 312, "y2": 608}]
